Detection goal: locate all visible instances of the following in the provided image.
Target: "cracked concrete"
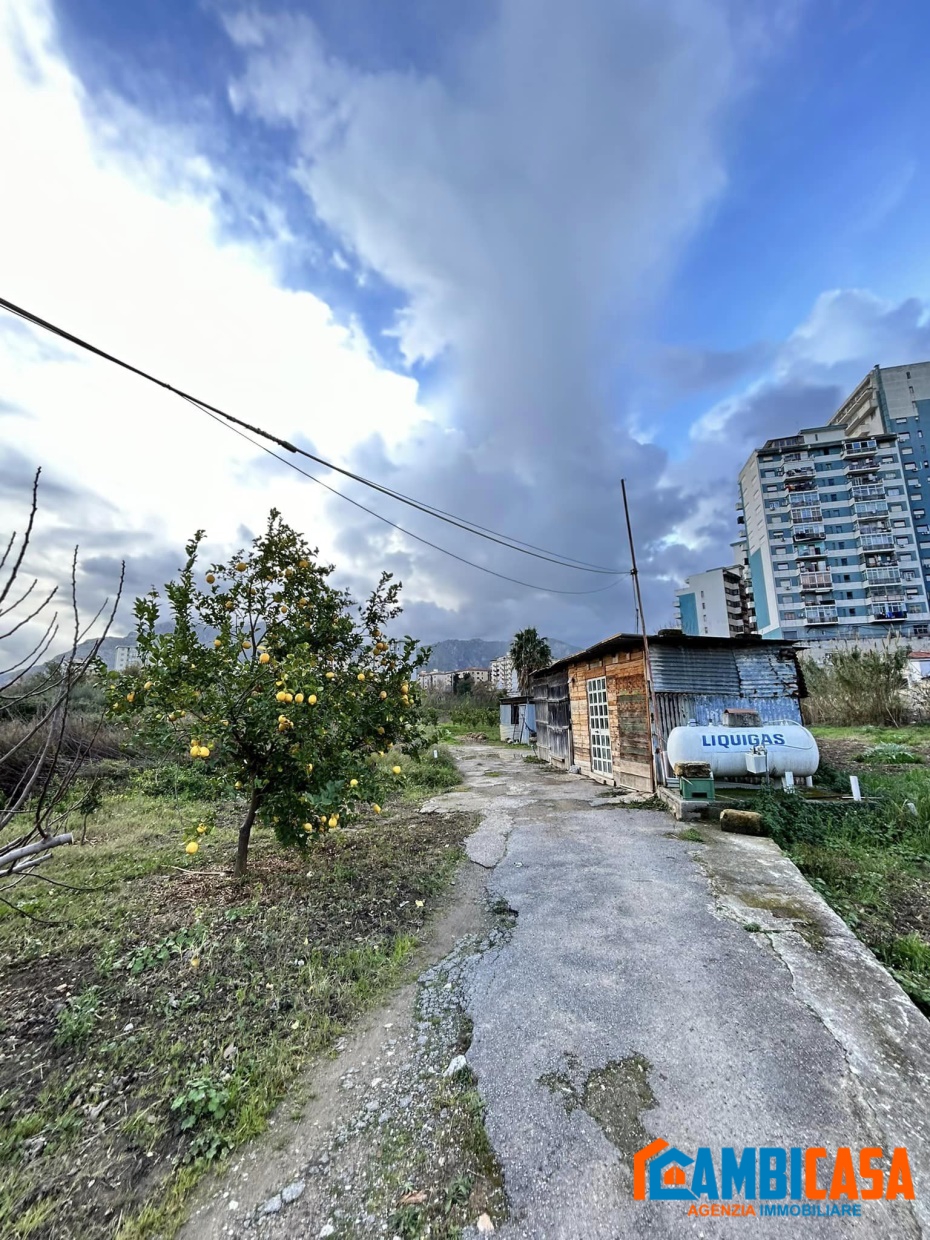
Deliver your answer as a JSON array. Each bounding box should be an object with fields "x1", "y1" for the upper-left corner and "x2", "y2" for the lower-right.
[{"x1": 452, "y1": 744, "x2": 930, "y2": 1239}]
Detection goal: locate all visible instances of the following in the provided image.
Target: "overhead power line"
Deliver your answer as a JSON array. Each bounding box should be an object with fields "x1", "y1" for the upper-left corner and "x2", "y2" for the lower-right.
[
  {"x1": 0, "y1": 294, "x2": 630, "y2": 596},
  {"x1": 0, "y1": 295, "x2": 624, "y2": 577},
  {"x1": 185, "y1": 395, "x2": 625, "y2": 595}
]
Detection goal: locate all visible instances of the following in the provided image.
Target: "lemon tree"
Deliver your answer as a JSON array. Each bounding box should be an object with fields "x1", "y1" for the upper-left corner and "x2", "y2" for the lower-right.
[{"x1": 109, "y1": 511, "x2": 428, "y2": 875}]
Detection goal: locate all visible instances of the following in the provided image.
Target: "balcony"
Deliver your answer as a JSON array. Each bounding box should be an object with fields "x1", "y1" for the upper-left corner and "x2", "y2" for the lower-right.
[
  {"x1": 851, "y1": 484, "x2": 886, "y2": 502},
  {"x1": 865, "y1": 567, "x2": 902, "y2": 587},
  {"x1": 843, "y1": 438, "x2": 878, "y2": 458},
  {"x1": 870, "y1": 605, "x2": 908, "y2": 622},
  {"x1": 785, "y1": 466, "x2": 815, "y2": 480},
  {"x1": 799, "y1": 572, "x2": 833, "y2": 590},
  {"x1": 791, "y1": 506, "x2": 823, "y2": 524},
  {"x1": 845, "y1": 456, "x2": 880, "y2": 474},
  {"x1": 793, "y1": 525, "x2": 826, "y2": 542},
  {"x1": 854, "y1": 500, "x2": 890, "y2": 519},
  {"x1": 804, "y1": 607, "x2": 839, "y2": 626},
  {"x1": 859, "y1": 533, "x2": 895, "y2": 551}
]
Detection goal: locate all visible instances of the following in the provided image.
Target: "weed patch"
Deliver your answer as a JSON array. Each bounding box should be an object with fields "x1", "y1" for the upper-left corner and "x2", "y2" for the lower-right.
[{"x1": 0, "y1": 785, "x2": 474, "y2": 1238}]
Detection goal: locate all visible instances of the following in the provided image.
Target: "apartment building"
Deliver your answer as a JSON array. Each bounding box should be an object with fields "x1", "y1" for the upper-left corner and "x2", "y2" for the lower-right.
[
  {"x1": 738, "y1": 418, "x2": 930, "y2": 641},
  {"x1": 828, "y1": 363, "x2": 930, "y2": 602},
  {"x1": 675, "y1": 565, "x2": 755, "y2": 637},
  {"x1": 490, "y1": 653, "x2": 518, "y2": 694}
]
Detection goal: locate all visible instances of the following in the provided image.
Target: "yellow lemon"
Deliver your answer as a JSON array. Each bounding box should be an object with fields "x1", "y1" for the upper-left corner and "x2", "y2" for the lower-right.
[
  {"x1": 308, "y1": 694, "x2": 317, "y2": 705},
  {"x1": 392, "y1": 765, "x2": 402, "y2": 775},
  {"x1": 235, "y1": 781, "x2": 242, "y2": 789},
  {"x1": 303, "y1": 822, "x2": 313, "y2": 832},
  {"x1": 379, "y1": 691, "x2": 387, "y2": 700},
  {"x1": 235, "y1": 561, "x2": 248, "y2": 571},
  {"x1": 242, "y1": 641, "x2": 251, "y2": 649},
  {"x1": 144, "y1": 681, "x2": 153, "y2": 690},
  {"x1": 197, "y1": 824, "x2": 206, "y2": 834},
  {"x1": 377, "y1": 726, "x2": 385, "y2": 735},
  {"x1": 259, "y1": 652, "x2": 270, "y2": 664},
  {"x1": 295, "y1": 692, "x2": 304, "y2": 703},
  {"x1": 205, "y1": 573, "x2": 215, "y2": 584},
  {"x1": 298, "y1": 597, "x2": 308, "y2": 608},
  {"x1": 372, "y1": 804, "x2": 381, "y2": 814},
  {"x1": 225, "y1": 601, "x2": 234, "y2": 610},
  {"x1": 276, "y1": 691, "x2": 287, "y2": 702},
  {"x1": 190, "y1": 957, "x2": 200, "y2": 968},
  {"x1": 306, "y1": 762, "x2": 314, "y2": 773},
  {"x1": 284, "y1": 692, "x2": 293, "y2": 703},
  {"x1": 325, "y1": 671, "x2": 335, "y2": 680},
  {"x1": 349, "y1": 778, "x2": 358, "y2": 788},
  {"x1": 285, "y1": 567, "x2": 295, "y2": 577},
  {"x1": 199, "y1": 746, "x2": 211, "y2": 758},
  {"x1": 189, "y1": 746, "x2": 199, "y2": 758},
  {"x1": 328, "y1": 815, "x2": 338, "y2": 828},
  {"x1": 298, "y1": 559, "x2": 309, "y2": 569},
  {"x1": 402, "y1": 682, "x2": 409, "y2": 693},
  {"x1": 357, "y1": 672, "x2": 365, "y2": 682},
  {"x1": 126, "y1": 692, "x2": 134, "y2": 702},
  {"x1": 185, "y1": 841, "x2": 199, "y2": 855},
  {"x1": 214, "y1": 638, "x2": 222, "y2": 648}
]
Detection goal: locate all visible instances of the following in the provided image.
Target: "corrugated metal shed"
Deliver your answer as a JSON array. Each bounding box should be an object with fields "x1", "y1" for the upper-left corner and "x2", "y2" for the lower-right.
[
  {"x1": 655, "y1": 693, "x2": 801, "y2": 740},
  {"x1": 650, "y1": 643, "x2": 799, "y2": 699}
]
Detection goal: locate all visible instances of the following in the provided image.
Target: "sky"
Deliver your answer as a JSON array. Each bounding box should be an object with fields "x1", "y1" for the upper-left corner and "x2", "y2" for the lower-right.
[{"x1": 1, "y1": 0, "x2": 930, "y2": 664}]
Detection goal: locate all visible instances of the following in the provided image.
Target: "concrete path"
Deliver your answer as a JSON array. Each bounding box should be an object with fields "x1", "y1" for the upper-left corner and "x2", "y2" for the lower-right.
[{"x1": 443, "y1": 744, "x2": 930, "y2": 1239}]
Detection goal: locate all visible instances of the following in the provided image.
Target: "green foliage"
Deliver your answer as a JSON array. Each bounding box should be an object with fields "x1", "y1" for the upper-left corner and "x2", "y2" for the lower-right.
[
  {"x1": 54, "y1": 987, "x2": 100, "y2": 1047},
  {"x1": 510, "y1": 628, "x2": 552, "y2": 695},
  {"x1": 130, "y1": 762, "x2": 222, "y2": 801},
  {"x1": 801, "y1": 647, "x2": 909, "y2": 726},
  {"x1": 109, "y1": 510, "x2": 429, "y2": 870},
  {"x1": 123, "y1": 925, "x2": 208, "y2": 976},
  {"x1": 170, "y1": 1075, "x2": 235, "y2": 1162},
  {"x1": 857, "y1": 743, "x2": 922, "y2": 765}
]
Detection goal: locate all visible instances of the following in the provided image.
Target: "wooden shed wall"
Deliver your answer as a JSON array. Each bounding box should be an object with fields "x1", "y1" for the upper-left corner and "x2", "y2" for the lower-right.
[{"x1": 568, "y1": 650, "x2": 652, "y2": 791}]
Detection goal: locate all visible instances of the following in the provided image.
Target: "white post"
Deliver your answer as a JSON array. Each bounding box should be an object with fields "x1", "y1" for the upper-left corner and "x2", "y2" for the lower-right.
[
  {"x1": 850, "y1": 775, "x2": 862, "y2": 802},
  {"x1": 782, "y1": 770, "x2": 795, "y2": 793}
]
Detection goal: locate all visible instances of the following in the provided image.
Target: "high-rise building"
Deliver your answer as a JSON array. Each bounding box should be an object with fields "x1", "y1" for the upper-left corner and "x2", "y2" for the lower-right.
[
  {"x1": 828, "y1": 363, "x2": 930, "y2": 602},
  {"x1": 675, "y1": 565, "x2": 755, "y2": 637},
  {"x1": 738, "y1": 410, "x2": 930, "y2": 641}
]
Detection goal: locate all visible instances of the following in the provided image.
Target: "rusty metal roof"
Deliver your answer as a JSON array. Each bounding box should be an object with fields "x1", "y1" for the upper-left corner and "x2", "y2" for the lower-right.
[{"x1": 535, "y1": 630, "x2": 796, "y2": 677}]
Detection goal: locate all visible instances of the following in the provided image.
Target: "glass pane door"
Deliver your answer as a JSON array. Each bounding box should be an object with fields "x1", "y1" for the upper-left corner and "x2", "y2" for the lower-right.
[{"x1": 586, "y1": 676, "x2": 612, "y2": 774}]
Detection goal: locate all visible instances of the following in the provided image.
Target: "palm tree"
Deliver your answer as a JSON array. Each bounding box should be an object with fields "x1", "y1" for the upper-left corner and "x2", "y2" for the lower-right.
[{"x1": 510, "y1": 628, "x2": 552, "y2": 695}]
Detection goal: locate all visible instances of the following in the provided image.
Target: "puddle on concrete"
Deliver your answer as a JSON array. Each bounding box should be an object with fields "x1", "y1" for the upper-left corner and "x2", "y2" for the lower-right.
[{"x1": 540, "y1": 1052, "x2": 657, "y2": 1161}]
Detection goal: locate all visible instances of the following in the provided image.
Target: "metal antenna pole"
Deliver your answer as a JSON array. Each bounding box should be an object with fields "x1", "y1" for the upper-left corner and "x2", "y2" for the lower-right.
[{"x1": 621, "y1": 479, "x2": 658, "y2": 793}]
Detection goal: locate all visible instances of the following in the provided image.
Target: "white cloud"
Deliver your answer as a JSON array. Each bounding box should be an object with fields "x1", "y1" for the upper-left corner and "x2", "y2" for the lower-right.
[{"x1": 0, "y1": 0, "x2": 432, "y2": 659}]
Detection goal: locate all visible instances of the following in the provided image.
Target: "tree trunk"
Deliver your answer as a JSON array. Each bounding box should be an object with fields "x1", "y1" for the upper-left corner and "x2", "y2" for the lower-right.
[{"x1": 235, "y1": 788, "x2": 261, "y2": 878}]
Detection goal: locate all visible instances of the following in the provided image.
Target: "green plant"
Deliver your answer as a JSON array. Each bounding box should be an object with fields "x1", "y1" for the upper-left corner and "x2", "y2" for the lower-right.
[
  {"x1": 54, "y1": 988, "x2": 100, "y2": 1046},
  {"x1": 801, "y1": 647, "x2": 909, "y2": 727},
  {"x1": 110, "y1": 510, "x2": 429, "y2": 874},
  {"x1": 510, "y1": 628, "x2": 552, "y2": 695},
  {"x1": 170, "y1": 1074, "x2": 235, "y2": 1162},
  {"x1": 857, "y1": 743, "x2": 922, "y2": 765}
]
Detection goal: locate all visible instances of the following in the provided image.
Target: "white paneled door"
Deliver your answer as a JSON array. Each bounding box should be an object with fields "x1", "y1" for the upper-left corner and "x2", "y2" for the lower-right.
[{"x1": 586, "y1": 676, "x2": 613, "y2": 775}]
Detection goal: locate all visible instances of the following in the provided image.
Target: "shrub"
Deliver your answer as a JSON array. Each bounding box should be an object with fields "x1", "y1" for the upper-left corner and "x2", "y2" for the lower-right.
[{"x1": 857, "y1": 743, "x2": 922, "y2": 765}]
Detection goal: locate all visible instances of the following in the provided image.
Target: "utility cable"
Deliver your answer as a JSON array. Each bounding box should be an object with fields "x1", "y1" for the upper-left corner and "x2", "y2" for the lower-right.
[
  {"x1": 184, "y1": 394, "x2": 627, "y2": 595},
  {"x1": 0, "y1": 295, "x2": 624, "y2": 577}
]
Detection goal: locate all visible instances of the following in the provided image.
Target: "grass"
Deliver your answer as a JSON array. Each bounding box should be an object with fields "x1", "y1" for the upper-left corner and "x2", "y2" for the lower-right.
[
  {"x1": 0, "y1": 751, "x2": 471, "y2": 1239},
  {"x1": 753, "y1": 754, "x2": 930, "y2": 1014},
  {"x1": 810, "y1": 725, "x2": 930, "y2": 746}
]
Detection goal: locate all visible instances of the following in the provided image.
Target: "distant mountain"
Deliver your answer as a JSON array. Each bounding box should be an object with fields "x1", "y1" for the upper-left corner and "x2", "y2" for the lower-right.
[
  {"x1": 418, "y1": 637, "x2": 577, "y2": 673},
  {"x1": 64, "y1": 632, "x2": 578, "y2": 675}
]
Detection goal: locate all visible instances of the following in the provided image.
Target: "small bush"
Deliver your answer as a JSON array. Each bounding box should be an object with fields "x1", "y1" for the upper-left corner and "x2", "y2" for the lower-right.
[
  {"x1": 857, "y1": 743, "x2": 922, "y2": 765},
  {"x1": 54, "y1": 987, "x2": 100, "y2": 1047},
  {"x1": 131, "y1": 762, "x2": 223, "y2": 801}
]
